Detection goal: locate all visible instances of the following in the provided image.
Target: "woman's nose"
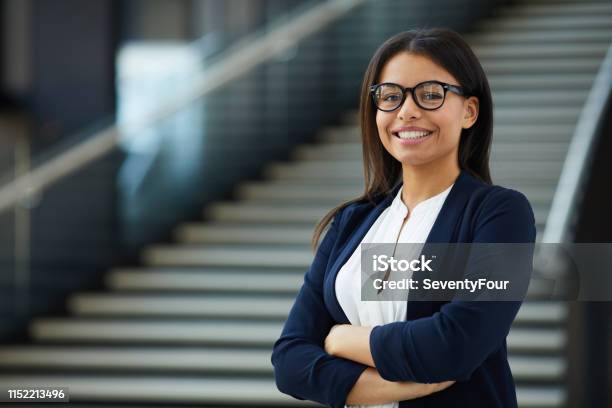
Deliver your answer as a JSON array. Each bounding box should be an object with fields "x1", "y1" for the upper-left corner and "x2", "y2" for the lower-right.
[{"x1": 397, "y1": 94, "x2": 421, "y2": 121}]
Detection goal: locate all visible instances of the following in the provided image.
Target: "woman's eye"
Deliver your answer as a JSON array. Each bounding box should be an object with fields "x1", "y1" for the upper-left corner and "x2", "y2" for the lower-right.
[
  {"x1": 383, "y1": 94, "x2": 400, "y2": 101},
  {"x1": 423, "y1": 93, "x2": 443, "y2": 100}
]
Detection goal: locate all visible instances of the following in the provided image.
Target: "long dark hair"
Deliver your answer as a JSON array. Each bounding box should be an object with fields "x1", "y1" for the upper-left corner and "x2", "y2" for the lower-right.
[{"x1": 311, "y1": 27, "x2": 493, "y2": 250}]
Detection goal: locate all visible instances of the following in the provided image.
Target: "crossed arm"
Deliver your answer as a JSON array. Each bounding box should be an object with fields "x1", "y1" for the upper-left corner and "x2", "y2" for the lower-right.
[{"x1": 323, "y1": 325, "x2": 456, "y2": 406}]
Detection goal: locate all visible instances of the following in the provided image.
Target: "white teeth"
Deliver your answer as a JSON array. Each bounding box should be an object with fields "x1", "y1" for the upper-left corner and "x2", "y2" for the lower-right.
[{"x1": 396, "y1": 130, "x2": 432, "y2": 139}]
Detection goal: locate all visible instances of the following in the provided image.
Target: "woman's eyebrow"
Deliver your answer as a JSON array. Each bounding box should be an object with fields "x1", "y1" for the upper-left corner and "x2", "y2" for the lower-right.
[{"x1": 377, "y1": 79, "x2": 438, "y2": 86}]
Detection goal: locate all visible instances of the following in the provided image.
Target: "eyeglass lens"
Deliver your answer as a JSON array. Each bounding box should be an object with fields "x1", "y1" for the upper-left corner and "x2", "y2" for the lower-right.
[{"x1": 374, "y1": 82, "x2": 445, "y2": 111}]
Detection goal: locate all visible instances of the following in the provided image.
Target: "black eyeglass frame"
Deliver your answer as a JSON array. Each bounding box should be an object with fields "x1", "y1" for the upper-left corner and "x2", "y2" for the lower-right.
[{"x1": 369, "y1": 80, "x2": 467, "y2": 112}]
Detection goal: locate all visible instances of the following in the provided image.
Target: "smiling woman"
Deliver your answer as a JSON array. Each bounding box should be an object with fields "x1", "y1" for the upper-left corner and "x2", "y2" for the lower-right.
[
  {"x1": 374, "y1": 54, "x2": 479, "y2": 170},
  {"x1": 271, "y1": 28, "x2": 535, "y2": 408}
]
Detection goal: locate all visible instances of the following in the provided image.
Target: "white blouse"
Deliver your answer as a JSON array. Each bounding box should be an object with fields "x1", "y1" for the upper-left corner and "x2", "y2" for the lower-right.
[{"x1": 335, "y1": 182, "x2": 454, "y2": 408}]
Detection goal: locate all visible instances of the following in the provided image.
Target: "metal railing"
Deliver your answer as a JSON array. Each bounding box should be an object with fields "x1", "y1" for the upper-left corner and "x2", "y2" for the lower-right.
[{"x1": 542, "y1": 44, "x2": 612, "y2": 244}]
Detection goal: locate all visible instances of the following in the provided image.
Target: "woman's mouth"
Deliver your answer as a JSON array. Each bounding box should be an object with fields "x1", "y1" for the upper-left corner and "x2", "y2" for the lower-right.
[{"x1": 392, "y1": 130, "x2": 434, "y2": 145}]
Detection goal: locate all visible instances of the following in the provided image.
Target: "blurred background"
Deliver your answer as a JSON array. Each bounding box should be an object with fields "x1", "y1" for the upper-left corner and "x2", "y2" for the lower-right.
[{"x1": 0, "y1": 0, "x2": 611, "y2": 406}]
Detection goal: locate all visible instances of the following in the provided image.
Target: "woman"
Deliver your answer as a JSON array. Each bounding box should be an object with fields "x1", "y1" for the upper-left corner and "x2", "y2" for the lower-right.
[{"x1": 271, "y1": 28, "x2": 535, "y2": 408}]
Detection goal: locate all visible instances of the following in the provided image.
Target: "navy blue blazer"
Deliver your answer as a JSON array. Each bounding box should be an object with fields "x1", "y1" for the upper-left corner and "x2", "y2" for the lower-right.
[{"x1": 271, "y1": 169, "x2": 536, "y2": 408}]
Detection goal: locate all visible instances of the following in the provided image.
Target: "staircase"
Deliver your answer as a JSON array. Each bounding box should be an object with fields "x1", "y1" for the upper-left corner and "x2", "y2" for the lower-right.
[{"x1": 1, "y1": 0, "x2": 611, "y2": 407}]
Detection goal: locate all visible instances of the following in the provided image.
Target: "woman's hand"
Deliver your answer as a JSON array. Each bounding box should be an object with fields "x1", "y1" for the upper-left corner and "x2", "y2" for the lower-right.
[
  {"x1": 405, "y1": 380, "x2": 456, "y2": 399},
  {"x1": 346, "y1": 368, "x2": 456, "y2": 406},
  {"x1": 323, "y1": 324, "x2": 343, "y2": 355},
  {"x1": 324, "y1": 324, "x2": 375, "y2": 366}
]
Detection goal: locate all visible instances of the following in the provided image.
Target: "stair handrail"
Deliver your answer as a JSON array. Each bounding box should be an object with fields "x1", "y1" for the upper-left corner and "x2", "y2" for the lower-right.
[{"x1": 542, "y1": 44, "x2": 612, "y2": 244}]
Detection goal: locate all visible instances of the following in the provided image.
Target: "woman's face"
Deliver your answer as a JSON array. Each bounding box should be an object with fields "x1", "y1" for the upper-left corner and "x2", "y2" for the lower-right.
[{"x1": 375, "y1": 52, "x2": 479, "y2": 169}]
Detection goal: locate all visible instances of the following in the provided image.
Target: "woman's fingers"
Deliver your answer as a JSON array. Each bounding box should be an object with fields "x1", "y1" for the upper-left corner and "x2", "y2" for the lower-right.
[
  {"x1": 412, "y1": 380, "x2": 456, "y2": 398},
  {"x1": 434, "y1": 380, "x2": 456, "y2": 391},
  {"x1": 426, "y1": 380, "x2": 456, "y2": 394}
]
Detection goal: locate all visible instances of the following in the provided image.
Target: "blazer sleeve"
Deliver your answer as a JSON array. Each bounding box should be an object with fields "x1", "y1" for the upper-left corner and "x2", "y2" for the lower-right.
[
  {"x1": 369, "y1": 188, "x2": 536, "y2": 383},
  {"x1": 271, "y1": 207, "x2": 369, "y2": 408}
]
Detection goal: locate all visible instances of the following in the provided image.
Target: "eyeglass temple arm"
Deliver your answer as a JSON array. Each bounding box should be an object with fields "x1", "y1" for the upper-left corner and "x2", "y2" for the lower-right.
[{"x1": 446, "y1": 84, "x2": 465, "y2": 96}]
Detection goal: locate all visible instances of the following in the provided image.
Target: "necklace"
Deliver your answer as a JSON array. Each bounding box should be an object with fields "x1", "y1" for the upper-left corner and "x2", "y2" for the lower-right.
[{"x1": 377, "y1": 211, "x2": 410, "y2": 294}]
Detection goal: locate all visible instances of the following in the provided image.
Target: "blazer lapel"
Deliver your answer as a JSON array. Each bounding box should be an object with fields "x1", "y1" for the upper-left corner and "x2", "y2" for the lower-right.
[
  {"x1": 406, "y1": 169, "x2": 480, "y2": 320},
  {"x1": 327, "y1": 187, "x2": 400, "y2": 323}
]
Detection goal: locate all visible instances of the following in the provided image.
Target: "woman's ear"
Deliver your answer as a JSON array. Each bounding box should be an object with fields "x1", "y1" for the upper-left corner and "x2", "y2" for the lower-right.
[{"x1": 462, "y1": 96, "x2": 479, "y2": 129}]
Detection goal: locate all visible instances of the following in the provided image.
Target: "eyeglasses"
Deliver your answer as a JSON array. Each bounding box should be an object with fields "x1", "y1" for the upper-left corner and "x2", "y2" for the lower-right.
[{"x1": 369, "y1": 80, "x2": 466, "y2": 112}]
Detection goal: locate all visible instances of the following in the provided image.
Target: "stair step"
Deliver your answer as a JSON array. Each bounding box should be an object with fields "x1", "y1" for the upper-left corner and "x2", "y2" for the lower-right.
[
  {"x1": 496, "y1": 2, "x2": 612, "y2": 18},
  {"x1": 517, "y1": 387, "x2": 566, "y2": 408},
  {"x1": 30, "y1": 319, "x2": 565, "y2": 353},
  {"x1": 478, "y1": 15, "x2": 612, "y2": 31},
  {"x1": 488, "y1": 74, "x2": 594, "y2": 90},
  {"x1": 235, "y1": 182, "x2": 362, "y2": 202},
  {"x1": 106, "y1": 268, "x2": 304, "y2": 293},
  {"x1": 490, "y1": 147, "x2": 568, "y2": 163},
  {"x1": 318, "y1": 126, "x2": 360, "y2": 143},
  {"x1": 507, "y1": 328, "x2": 566, "y2": 353},
  {"x1": 142, "y1": 245, "x2": 314, "y2": 268},
  {"x1": 483, "y1": 58, "x2": 601, "y2": 74},
  {"x1": 493, "y1": 107, "x2": 580, "y2": 124},
  {"x1": 516, "y1": 302, "x2": 568, "y2": 324},
  {"x1": 0, "y1": 346, "x2": 273, "y2": 373},
  {"x1": 69, "y1": 294, "x2": 295, "y2": 319},
  {"x1": 491, "y1": 90, "x2": 588, "y2": 105},
  {"x1": 176, "y1": 223, "x2": 315, "y2": 244},
  {"x1": 509, "y1": 356, "x2": 566, "y2": 381},
  {"x1": 470, "y1": 29, "x2": 612, "y2": 44},
  {"x1": 68, "y1": 293, "x2": 567, "y2": 325},
  {"x1": 202, "y1": 200, "x2": 549, "y2": 226},
  {"x1": 30, "y1": 319, "x2": 282, "y2": 346},
  {"x1": 0, "y1": 345, "x2": 565, "y2": 381},
  {"x1": 205, "y1": 202, "x2": 329, "y2": 224},
  {"x1": 491, "y1": 128, "x2": 574, "y2": 144},
  {"x1": 474, "y1": 43, "x2": 609, "y2": 58}
]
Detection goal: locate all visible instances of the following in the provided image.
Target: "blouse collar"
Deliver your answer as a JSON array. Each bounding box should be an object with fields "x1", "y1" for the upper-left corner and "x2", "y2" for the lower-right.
[{"x1": 390, "y1": 182, "x2": 454, "y2": 218}]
